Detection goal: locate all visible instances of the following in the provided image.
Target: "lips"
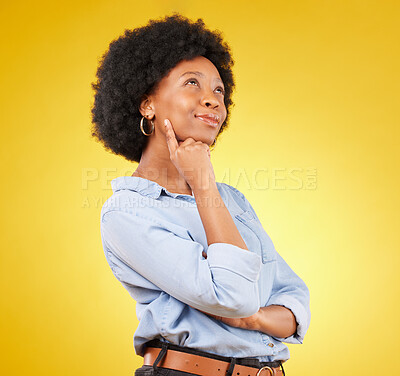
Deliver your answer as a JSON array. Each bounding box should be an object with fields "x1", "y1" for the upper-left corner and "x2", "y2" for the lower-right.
[{"x1": 195, "y1": 113, "x2": 220, "y2": 127}]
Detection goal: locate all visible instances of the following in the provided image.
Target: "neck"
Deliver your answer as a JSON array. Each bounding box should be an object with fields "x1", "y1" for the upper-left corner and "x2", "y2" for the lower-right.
[{"x1": 132, "y1": 134, "x2": 192, "y2": 195}]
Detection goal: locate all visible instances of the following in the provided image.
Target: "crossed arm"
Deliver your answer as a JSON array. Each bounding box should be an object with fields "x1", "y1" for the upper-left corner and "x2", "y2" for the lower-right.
[{"x1": 198, "y1": 304, "x2": 297, "y2": 339}]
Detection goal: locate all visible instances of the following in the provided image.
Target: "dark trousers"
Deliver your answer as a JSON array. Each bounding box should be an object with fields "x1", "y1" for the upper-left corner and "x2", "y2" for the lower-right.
[
  {"x1": 134, "y1": 340, "x2": 285, "y2": 376},
  {"x1": 135, "y1": 365, "x2": 200, "y2": 376}
]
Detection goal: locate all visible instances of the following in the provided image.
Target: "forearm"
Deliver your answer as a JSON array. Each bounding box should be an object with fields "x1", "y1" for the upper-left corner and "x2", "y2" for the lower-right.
[
  {"x1": 254, "y1": 305, "x2": 297, "y2": 338},
  {"x1": 193, "y1": 182, "x2": 248, "y2": 250}
]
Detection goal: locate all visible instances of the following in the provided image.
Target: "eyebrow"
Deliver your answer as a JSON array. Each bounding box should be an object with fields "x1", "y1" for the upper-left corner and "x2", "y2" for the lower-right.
[{"x1": 179, "y1": 71, "x2": 224, "y2": 86}]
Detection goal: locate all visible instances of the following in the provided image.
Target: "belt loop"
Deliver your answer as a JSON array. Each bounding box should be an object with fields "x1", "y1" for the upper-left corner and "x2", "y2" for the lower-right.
[
  {"x1": 226, "y1": 357, "x2": 237, "y2": 376},
  {"x1": 152, "y1": 342, "x2": 169, "y2": 372},
  {"x1": 280, "y1": 361, "x2": 285, "y2": 376}
]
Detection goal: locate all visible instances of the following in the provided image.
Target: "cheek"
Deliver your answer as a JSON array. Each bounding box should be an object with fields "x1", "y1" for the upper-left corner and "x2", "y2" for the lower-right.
[
  {"x1": 175, "y1": 97, "x2": 193, "y2": 114},
  {"x1": 221, "y1": 106, "x2": 227, "y2": 123},
  {"x1": 155, "y1": 94, "x2": 186, "y2": 120},
  {"x1": 168, "y1": 94, "x2": 195, "y2": 120}
]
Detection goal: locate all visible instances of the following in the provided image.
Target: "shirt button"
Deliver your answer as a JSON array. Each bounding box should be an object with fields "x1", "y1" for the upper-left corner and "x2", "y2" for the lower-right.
[{"x1": 268, "y1": 343, "x2": 274, "y2": 347}]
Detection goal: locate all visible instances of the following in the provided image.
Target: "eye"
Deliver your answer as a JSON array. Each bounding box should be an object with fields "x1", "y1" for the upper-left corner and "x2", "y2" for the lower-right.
[
  {"x1": 185, "y1": 79, "x2": 225, "y2": 95},
  {"x1": 186, "y1": 79, "x2": 199, "y2": 86}
]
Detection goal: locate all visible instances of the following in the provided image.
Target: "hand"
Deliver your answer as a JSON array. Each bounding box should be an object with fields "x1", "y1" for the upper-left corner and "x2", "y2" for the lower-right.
[
  {"x1": 196, "y1": 309, "x2": 261, "y2": 331},
  {"x1": 164, "y1": 118, "x2": 216, "y2": 191}
]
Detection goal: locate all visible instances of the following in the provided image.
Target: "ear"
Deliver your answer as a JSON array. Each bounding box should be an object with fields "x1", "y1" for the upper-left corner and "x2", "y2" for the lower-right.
[{"x1": 139, "y1": 94, "x2": 155, "y2": 119}]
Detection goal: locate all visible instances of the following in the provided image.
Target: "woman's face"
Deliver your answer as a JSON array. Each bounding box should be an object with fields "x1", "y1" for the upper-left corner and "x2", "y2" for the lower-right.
[{"x1": 141, "y1": 56, "x2": 227, "y2": 146}]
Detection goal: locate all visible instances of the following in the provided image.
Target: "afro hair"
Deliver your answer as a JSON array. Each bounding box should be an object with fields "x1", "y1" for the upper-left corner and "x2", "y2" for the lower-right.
[{"x1": 90, "y1": 13, "x2": 236, "y2": 163}]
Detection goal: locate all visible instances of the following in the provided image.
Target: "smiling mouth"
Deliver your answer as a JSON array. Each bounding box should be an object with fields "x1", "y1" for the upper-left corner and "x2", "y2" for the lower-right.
[{"x1": 195, "y1": 116, "x2": 219, "y2": 127}]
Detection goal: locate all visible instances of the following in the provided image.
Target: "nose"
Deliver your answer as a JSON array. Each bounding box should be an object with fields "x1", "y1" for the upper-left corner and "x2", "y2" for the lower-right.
[{"x1": 200, "y1": 89, "x2": 220, "y2": 108}]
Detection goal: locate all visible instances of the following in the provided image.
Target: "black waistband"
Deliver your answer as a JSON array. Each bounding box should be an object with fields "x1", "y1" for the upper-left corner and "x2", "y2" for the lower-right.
[{"x1": 144, "y1": 338, "x2": 283, "y2": 369}]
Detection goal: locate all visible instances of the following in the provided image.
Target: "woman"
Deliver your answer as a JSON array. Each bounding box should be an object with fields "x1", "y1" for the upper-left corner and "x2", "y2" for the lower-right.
[{"x1": 91, "y1": 14, "x2": 310, "y2": 376}]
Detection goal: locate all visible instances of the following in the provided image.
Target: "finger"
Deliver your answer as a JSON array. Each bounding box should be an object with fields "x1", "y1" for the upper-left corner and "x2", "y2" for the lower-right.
[
  {"x1": 164, "y1": 119, "x2": 179, "y2": 155},
  {"x1": 179, "y1": 137, "x2": 197, "y2": 147}
]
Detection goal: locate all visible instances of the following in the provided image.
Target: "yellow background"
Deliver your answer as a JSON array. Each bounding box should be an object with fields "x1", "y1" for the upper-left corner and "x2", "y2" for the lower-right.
[{"x1": 1, "y1": 0, "x2": 399, "y2": 375}]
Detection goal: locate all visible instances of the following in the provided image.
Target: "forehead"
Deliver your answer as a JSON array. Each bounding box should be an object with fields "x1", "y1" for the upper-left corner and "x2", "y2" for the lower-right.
[{"x1": 166, "y1": 56, "x2": 222, "y2": 80}]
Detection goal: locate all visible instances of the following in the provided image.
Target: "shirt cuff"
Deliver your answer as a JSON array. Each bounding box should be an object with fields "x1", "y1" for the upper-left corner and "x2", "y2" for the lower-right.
[
  {"x1": 206, "y1": 242, "x2": 262, "y2": 282},
  {"x1": 267, "y1": 294, "x2": 310, "y2": 344}
]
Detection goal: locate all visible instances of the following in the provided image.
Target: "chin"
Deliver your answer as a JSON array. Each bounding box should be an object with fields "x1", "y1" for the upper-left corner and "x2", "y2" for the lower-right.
[
  {"x1": 181, "y1": 133, "x2": 214, "y2": 145},
  {"x1": 201, "y1": 138, "x2": 215, "y2": 146}
]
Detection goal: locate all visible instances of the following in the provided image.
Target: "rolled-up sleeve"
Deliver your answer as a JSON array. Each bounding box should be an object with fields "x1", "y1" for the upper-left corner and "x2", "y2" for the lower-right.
[
  {"x1": 101, "y1": 209, "x2": 262, "y2": 318},
  {"x1": 266, "y1": 253, "x2": 311, "y2": 344}
]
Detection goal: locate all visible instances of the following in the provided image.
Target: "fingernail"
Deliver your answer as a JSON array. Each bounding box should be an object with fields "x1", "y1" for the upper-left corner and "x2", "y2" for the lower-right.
[{"x1": 164, "y1": 119, "x2": 168, "y2": 126}]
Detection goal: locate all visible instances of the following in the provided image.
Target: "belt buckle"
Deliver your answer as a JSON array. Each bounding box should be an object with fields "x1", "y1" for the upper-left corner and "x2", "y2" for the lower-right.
[{"x1": 256, "y1": 365, "x2": 274, "y2": 376}]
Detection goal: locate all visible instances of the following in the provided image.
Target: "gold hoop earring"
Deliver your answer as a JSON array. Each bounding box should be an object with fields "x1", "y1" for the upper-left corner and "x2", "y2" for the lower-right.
[{"x1": 140, "y1": 116, "x2": 155, "y2": 136}]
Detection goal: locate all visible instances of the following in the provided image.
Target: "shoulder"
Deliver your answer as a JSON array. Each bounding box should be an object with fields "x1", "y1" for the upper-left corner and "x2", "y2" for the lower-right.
[
  {"x1": 217, "y1": 182, "x2": 248, "y2": 205},
  {"x1": 101, "y1": 190, "x2": 136, "y2": 216},
  {"x1": 100, "y1": 189, "x2": 160, "y2": 224},
  {"x1": 215, "y1": 182, "x2": 254, "y2": 216},
  {"x1": 99, "y1": 190, "x2": 190, "y2": 239}
]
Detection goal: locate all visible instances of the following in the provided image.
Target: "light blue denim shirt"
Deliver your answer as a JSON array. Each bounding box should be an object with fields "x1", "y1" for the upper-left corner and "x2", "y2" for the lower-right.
[{"x1": 100, "y1": 176, "x2": 310, "y2": 362}]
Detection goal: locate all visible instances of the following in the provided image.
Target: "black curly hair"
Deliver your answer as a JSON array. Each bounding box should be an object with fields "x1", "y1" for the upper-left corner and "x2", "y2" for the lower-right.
[{"x1": 90, "y1": 13, "x2": 236, "y2": 163}]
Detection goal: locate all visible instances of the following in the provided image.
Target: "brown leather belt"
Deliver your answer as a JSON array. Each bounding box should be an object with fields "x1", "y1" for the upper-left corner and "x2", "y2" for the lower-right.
[{"x1": 143, "y1": 346, "x2": 283, "y2": 376}]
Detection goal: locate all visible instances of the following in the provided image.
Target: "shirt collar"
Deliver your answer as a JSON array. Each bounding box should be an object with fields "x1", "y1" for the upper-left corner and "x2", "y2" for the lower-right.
[{"x1": 111, "y1": 176, "x2": 195, "y2": 200}]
